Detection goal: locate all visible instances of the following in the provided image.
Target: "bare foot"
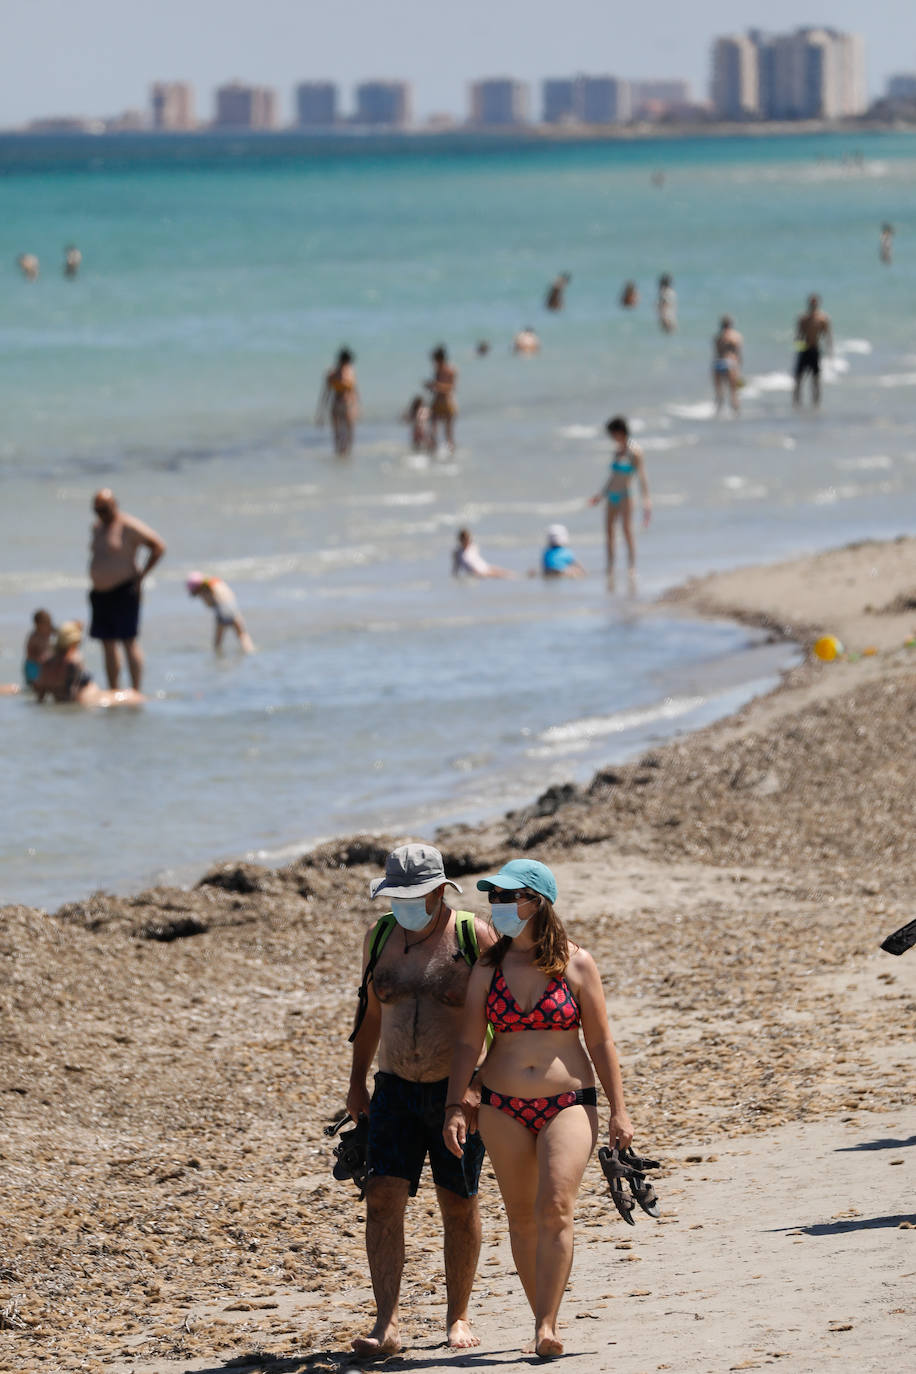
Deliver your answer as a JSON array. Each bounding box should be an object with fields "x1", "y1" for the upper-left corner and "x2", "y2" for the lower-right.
[
  {"x1": 351, "y1": 1324, "x2": 401, "y2": 1359},
  {"x1": 447, "y1": 1318, "x2": 480, "y2": 1349},
  {"x1": 536, "y1": 1332, "x2": 564, "y2": 1359}
]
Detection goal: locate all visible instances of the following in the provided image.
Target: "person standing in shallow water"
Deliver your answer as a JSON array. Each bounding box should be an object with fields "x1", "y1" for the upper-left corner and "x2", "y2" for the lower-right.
[
  {"x1": 425, "y1": 345, "x2": 458, "y2": 454},
  {"x1": 712, "y1": 315, "x2": 744, "y2": 415},
  {"x1": 316, "y1": 347, "x2": 359, "y2": 456},
  {"x1": 589, "y1": 416, "x2": 651, "y2": 588},
  {"x1": 444, "y1": 859, "x2": 634, "y2": 1360},
  {"x1": 88, "y1": 488, "x2": 165, "y2": 691},
  {"x1": 793, "y1": 294, "x2": 833, "y2": 409},
  {"x1": 347, "y1": 844, "x2": 495, "y2": 1358}
]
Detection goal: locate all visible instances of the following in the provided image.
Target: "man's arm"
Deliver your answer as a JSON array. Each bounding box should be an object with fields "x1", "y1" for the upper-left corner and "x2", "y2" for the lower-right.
[
  {"x1": 128, "y1": 517, "x2": 166, "y2": 583},
  {"x1": 346, "y1": 928, "x2": 380, "y2": 1121}
]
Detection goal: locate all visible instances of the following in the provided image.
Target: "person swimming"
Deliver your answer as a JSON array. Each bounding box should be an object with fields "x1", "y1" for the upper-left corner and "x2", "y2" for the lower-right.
[{"x1": 620, "y1": 281, "x2": 639, "y2": 309}]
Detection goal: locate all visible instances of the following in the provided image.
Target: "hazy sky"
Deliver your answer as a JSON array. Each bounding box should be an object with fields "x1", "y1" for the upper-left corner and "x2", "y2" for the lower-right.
[{"x1": 0, "y1": 1, "x2": 911, "y2": 126}]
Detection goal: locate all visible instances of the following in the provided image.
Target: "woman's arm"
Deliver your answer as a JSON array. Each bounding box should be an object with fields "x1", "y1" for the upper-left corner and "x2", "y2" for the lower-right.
[
  {"x1": 571, "y1": 948, "x2": 634, "y2": 1149},
  {"x1": 443, "y1": 960, "x2": 491, "y2": 1157}
]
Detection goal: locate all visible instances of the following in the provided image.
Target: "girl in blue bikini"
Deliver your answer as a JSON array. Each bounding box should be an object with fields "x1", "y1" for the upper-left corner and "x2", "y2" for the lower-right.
[
  {"x1": 443, "y1": 859, "x2": 633, "y2": 1360},
  {"x1": 589, "y1": 416, "x2": 651, "y2": 586}
]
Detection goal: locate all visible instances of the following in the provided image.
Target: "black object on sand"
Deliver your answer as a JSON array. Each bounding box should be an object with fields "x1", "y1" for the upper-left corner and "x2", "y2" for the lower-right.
[
  {"x1": 325, "y1": 1110, "x2": 370, "y2": 1200},
  {"x1": 880, "y1": 917, "x2": 916, "y2": 957},
  {"x1": 599, "y1": 1145, "x2": 661, "y2": 1225}
]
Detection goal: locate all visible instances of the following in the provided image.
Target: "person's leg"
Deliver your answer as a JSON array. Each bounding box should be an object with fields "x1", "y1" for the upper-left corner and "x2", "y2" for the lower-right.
[
  {"x1": 124, "y1": 638, "x2": 143, "y2": 692},
  {"x1": 621, "y1": 501, "x2": 637, "y2": 576},
  {"x1": 214, "y1": 622, "x2": 226, "y2": 653},
  {"x1": 428, "y1": 414, "x2": 439, "y2": 454},
  {"x1": 444, "y1": 413, "x2": 455, "y2": 453},
  {"x1": 604, "y1": 502, "x2": 616, "y2": 579},
  {"x1": 352, "y1": 1175, "x2": 411, "y2": 1357},
  {"x1": 532, "y1": 1104, "x2": 598, "y2": 1358},
  {"x1": 713, "y1": 370, "x2": 724, "y2": 413},
  {"x1": 812, "y1": 362, "x2": 821, "y2": 407},
  {"x1": 436, "y1": 1187, "x2": 482, "y2": 1348},
  {"x1": 730, "y1": 370, "x2": 740, "y2": 414},
  {"x1": 478, "y1": 1105, "x2": 539, "y2": 1320},
  {"x1": 102, "y1": 639, "x2": 121, "y2": 689},
  {"x1": 233, "y1": 618, "x2": 254, "y2": 653}
]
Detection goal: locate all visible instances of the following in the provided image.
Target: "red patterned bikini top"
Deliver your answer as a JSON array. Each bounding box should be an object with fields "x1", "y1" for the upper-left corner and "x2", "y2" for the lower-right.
[{"x1": 486, "y1": 965, "x2": 581, "y2": 1033}]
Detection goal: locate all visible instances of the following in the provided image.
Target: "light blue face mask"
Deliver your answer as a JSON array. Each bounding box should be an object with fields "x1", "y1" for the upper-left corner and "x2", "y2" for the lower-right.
[
  {"x1": 391, "y1": 896, "x2": 433, "y2": 931},
  {"x1": 491, "y1": 904, "x2": 528, "y2": 938}
]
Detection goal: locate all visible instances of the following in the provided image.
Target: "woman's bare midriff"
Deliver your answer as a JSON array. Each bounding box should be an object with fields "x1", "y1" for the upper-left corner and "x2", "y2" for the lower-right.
[{"x1": 481, "y1": 1027, "x2": 594, "y2": 1098}]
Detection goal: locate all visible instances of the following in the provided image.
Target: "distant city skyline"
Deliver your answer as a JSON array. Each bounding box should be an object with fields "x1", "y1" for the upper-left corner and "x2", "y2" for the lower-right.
[{"x1": 0, "y1": 0, "x2": 910, "y2": 128}]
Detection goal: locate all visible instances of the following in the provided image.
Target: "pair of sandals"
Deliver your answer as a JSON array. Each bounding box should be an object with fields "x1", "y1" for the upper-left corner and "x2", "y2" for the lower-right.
[{"x1": 598, "y1": 1145, "x2": 661, "y2": 1225}]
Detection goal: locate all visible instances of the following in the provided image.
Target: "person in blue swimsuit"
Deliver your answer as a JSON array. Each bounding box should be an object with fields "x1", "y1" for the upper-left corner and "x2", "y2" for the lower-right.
[{"x1": 588, "y1": 416, "x2": 651, "y2": 587}]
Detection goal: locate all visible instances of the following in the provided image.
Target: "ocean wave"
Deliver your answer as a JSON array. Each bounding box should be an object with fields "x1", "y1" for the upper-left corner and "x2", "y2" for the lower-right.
[
  {"x1": 741, "y1": 370, "x2": 793, "y2": 399},
  {"x1": 722, "y1": 476, "x2": 768, "y2": 499},
  {"x1": 528, "y1": 695, "x2": 705, "y2": 757},
  {"x1": 666, "y1": 401, "x2": 716, "y2": 421},
  {"x1": 640, "y1": 434, "x2": 698, "y2": 452},
  {"x1": 836, "y1": 455, "x2": 893, "y2": 471},
  {"x1": 555, "y1": 424, "x2": 600, "y2": 440},
  {"x1": 379, "y1": 491, "x2": 436, "y2": 506},
  {"x1": 876, "y1": 372, "x2": 916, "y2": 389},
  {"x1": 836, "y1": 339, "x2": 873, "y2": 356}
]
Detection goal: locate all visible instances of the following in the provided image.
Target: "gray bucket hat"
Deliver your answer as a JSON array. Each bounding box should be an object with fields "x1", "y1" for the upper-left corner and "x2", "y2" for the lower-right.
[{"x1": 369, "y1": 843, "x2": 462, "y2": 900}]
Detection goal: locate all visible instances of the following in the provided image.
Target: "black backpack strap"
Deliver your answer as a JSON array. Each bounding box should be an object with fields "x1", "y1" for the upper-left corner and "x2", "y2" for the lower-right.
[
  {"x1": 455, "y1": 910, "x2": 479, "y2": 965},
  {"x1": 349, "y1": 914, "x2": 395, "y2": 1044}
]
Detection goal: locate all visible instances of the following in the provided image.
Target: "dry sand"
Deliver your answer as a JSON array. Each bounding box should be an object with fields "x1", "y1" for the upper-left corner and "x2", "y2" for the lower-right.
[{"x1": 2, "y1": 536, "x2": 915, "y2": 1374}]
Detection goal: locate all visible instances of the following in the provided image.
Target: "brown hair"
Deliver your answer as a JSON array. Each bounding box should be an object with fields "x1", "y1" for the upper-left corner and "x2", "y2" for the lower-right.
[{"x1": 482, "y1": 896, "x2": 570, "y2": 978}]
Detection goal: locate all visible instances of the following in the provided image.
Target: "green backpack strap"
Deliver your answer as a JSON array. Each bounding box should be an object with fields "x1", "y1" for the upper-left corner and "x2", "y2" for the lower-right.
[
  {"x1": 349, "y1": 913, "x2": 396, "y2": 1044},
  {"x1": 455, "y1": 911, "x2": 494, "y2": 1050},
  {"x1": 455, "y1": 910, "x2": 479, "y2": 965}
]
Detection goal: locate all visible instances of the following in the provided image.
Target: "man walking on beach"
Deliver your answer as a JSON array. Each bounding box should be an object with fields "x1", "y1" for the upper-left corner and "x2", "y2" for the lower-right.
[
  {"x1": 347, "y1": 844, "x2": 494, "y2": 1358},
  {"x1": 88, "y1": 489, "x2": 166, "y2": 691},
  {"x1": 793, "y1": 294, "x2": 833, "y2": 408}
]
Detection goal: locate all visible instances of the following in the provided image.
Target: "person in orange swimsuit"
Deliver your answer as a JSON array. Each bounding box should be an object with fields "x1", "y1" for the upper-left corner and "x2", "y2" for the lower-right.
[
  {"x1": 317, "y1": 347, "x2": 360, "y2": 456},
  {"x1": 444, "y1": 859, "x2": 634, "y2": 1360}
]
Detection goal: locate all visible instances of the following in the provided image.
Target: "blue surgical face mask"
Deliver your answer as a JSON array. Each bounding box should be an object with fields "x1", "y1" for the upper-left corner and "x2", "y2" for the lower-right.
[
  {"x1": 491, "y1": 904, "x2": 528, "y2": 938},
  {"x1": 391, "y1": 896, "x2": 433, "y2": 931}
]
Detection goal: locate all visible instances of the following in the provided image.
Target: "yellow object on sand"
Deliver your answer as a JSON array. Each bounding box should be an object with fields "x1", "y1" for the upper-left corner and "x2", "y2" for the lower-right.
[{"x1": 813, "y1": 635, "x2": 843, "y2": 662}]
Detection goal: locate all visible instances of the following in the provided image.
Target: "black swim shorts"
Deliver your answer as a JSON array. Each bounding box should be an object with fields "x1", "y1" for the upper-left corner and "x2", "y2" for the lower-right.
[
  {"x1": 794, "y1": 346, "x2": 820, "y2": 379},
  {"x1": 89, "y1": 578, "x2": 141, "y2": 642},
  {"x1": 367, "y1": 1070, "x2": 485, "y2": 1198}
]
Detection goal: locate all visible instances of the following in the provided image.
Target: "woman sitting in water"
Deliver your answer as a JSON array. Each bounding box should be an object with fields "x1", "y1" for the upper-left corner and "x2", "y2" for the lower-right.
[
  {"x1": 444, "y1": 860, "x2": 634, "y2": 1360},
  {"x1": 34, "y1": 621, "x2": 144, "y2": 707}
]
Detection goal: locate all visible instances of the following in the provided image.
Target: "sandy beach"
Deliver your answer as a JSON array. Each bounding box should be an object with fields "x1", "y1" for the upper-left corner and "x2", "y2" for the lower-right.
[{"x1": 2, "y1": 536, "x2": 915, "y2": 1374}]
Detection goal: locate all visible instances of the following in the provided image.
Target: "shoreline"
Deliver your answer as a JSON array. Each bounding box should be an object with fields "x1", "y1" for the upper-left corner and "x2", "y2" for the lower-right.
[{"x1": 2, "y1": 535, "x2": 914, "y2": 1372}]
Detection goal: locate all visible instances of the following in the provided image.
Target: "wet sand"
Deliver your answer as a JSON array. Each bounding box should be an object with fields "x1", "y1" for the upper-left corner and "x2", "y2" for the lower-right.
[{"x1": 1, "y1": 537, "x2": 914, "y2": 1373}]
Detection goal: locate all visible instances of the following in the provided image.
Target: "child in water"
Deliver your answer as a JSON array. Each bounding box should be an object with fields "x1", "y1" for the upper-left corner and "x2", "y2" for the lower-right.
[
  {"x1": 402, "y1": 395, "x2": 430, "y2": 452},
  {"x1": 187, "y1": 574, "x2": 254, "y2": 653},
  {"x1": 24, "y1": 608, "x2": 55, "y2": 686}
]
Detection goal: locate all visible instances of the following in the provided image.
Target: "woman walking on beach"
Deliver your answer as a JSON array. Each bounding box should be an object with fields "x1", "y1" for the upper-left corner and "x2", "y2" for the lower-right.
[
  {"x1": 317, "y1": 347, "x2": 360, "y2": 456},
  {"x1": 443, "y1": 860, "x2": 633, "y2": 1360},
  {"x1": 589, "y1": 416, "x2": 651, "y2": 588}
]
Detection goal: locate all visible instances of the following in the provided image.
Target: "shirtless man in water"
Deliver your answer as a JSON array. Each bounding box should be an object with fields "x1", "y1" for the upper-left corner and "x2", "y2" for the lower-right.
[
  {"x1": 347, "y1": 844, "x2": 495, "y2": 1358},
  {"x1": 425, "y1": 346, "x2": 458, "y2": 454},
  {"x1": 793, "y1": 294, "x2": 833, "y2": 408},
  {"x1": 88, "y1": 489, "x2": 166, "y2": 691}
]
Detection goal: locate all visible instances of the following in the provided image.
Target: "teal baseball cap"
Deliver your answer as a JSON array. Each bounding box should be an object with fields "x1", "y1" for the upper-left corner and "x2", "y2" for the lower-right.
[{"x1": 476, "y1": 859, "x2": 558, "y2": 904}]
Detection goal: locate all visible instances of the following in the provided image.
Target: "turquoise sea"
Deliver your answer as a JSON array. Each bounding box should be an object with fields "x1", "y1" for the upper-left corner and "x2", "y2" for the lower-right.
[{"x1": 2, "y1": 130, "x2": 914, "y2": 907}]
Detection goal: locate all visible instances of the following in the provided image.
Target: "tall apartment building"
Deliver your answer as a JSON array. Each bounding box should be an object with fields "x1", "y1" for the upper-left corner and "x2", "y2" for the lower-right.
[
  {"x1": 887, "y1": 73, "x2": 916, "y2": 100},
  {"x1": 150, "y1": 82, "x2": 195, "y2": 130},
  {"x1": 711, "y1": 36, "x2": 759, "y2": 118},
  {"x1": 716, "y1": 29, "x2": 866, "y2": 120},
  {"x1": 541, "y1": 75, "x2": 630, "y2": 124},
  {"x1": 215, "y1": 82, "x2": 278, "y2": 130},
  {"x1": 295, "y1": 82, "x2": 337, "y2": 126},
  {"x1": 542, "y1": 79, "x2": 577, "y2": 124},
  {"x1": 469, "y1": 79, "x2": 529, "y2": 127},
  {"x1": 354, "y1": 81, "x2": 411, "y2": 127},
  {"x1": 580, "y1": 76, "x2": 631, "y2": 124}
]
